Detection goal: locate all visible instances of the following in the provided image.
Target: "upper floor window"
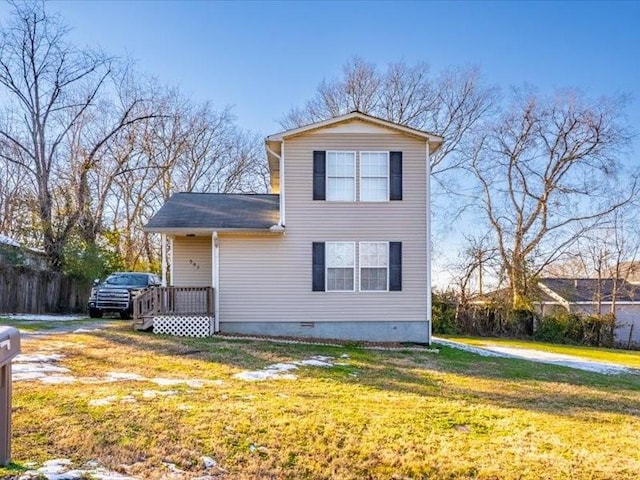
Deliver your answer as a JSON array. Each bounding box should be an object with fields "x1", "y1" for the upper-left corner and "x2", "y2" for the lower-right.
[
  {"x1": 326, "y1": 151, "x2": 355, "y2": 202},
  {"x1": 360, "y1": 152, "x2": 389, "y2": 202},
  {"x1": 313, "y1": 150, "x2": 402, "y2": 202}
]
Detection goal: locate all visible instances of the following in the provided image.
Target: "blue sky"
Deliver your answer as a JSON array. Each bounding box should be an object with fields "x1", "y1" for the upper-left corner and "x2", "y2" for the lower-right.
[
  {"x1": 32, "y1": 0, "x2": 640, "y2": 140},
  {"x1": 1, "y1": 0, "x2": 638, "y2": 284}
]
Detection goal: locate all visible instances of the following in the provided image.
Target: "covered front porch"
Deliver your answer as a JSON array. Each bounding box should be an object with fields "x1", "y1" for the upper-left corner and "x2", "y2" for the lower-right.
[
  {"x1": 132, "y1": 231, "x2": 220, "y2": 337},
  {"x1": 140, "y1": 193, "x2": 282, "y2": 336}
]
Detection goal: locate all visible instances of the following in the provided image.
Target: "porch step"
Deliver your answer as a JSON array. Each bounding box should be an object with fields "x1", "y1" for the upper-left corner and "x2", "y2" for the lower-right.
[{"x1": 133, "y1": 316, "x2": 154, "y2": 331}]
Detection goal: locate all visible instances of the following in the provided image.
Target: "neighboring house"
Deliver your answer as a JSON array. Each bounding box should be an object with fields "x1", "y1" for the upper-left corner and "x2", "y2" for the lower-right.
[
  {"x1": 0, "y1": 234, "x2": 48, "y2": 270},
  {"x1": 141, "y1": 111, "x2": 444, "y2": 342},
  {"x1": 537, "y1": 278, "x2": 640, "y2": 347},
  {"x1": 605, "y1": 261, "x2": 640, "y2": 283}
]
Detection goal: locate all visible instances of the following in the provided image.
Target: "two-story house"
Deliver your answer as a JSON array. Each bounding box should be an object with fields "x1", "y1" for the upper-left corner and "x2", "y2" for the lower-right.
[{"x1": 140, "y1": 111, "x2": 444, "y2": 342}]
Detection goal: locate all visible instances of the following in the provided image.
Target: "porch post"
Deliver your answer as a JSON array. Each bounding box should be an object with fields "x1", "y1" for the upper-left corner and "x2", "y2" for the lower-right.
[
  {"x1": 169, "y1": 236, "x2": 174, "y2": 287},
  {"x1": 161, "y1": 233, "x2": 167, "y2": 287},
  {"x1": 212, "y1": 231, "x2": 220, "y2": 333}
]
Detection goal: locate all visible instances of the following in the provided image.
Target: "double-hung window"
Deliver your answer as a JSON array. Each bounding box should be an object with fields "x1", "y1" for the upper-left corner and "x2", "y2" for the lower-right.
[
  {"x1": 359, "y1": 242, "x2": 389, "y2": 291},
  {"x1": 326, "y1": 151, "x2": 355, "y2": 201},
  {"x1": 360, "y1": 152, "x2": 389, "y2": 202},
  {"x1": 326, "y1": 242, "x2": 355, "y2": 291}
]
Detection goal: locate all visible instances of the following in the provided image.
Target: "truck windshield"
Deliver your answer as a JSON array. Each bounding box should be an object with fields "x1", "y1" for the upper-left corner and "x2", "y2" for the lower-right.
[{"x1": 104, "y1": 274, "x2": 148, "y2": 286}]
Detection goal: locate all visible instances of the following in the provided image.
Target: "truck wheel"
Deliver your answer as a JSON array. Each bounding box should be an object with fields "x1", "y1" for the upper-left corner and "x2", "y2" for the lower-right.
[
  {"x1": 89, "y1": 308, "x2": 103, "y2": 319},
  {"x1": 120, "y1": 311, "x2": 131, "y2": 320}
]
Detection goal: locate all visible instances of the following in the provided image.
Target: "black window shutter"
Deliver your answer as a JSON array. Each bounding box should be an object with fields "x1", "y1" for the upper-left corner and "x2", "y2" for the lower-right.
[
  {"x1": 389, "y1": 242, "x2": 402, "y2": 291},
  {"x1": 312, "y1": 242, "x2": 326, "y2": 291},
  {"x1": 313, "y1": 151, "x2": 326, "y2": 200},
  {"x1": 389, "y1": 151, "x2": 403, "y2": 201}
]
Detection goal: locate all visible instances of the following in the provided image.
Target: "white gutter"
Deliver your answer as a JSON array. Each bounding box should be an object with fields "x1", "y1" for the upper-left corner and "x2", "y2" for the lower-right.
[
  {"x1": 426, "y1": 141, "x2": 432, "y2": 345},
  {"x1": 266, "y1": 143, "x2": 284, "y2": 227},
  {"x1": 281, "y1": 140, "x2": 286, "y2": 226}
]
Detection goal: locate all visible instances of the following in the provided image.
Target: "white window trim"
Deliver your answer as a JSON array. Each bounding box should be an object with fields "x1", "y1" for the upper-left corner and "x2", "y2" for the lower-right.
[
  {"x1": 358, "y1": 241, "x2": 390, "y2": 292},
  {"x1": 325, "y1": 241, "x2": 356, "y2": 292},
  {"x1": 359, "y1": 151, "x2": 390, "y2": 202},
  {"x1": 326, "y1": 150, "x2": 356, "y2": 202}
]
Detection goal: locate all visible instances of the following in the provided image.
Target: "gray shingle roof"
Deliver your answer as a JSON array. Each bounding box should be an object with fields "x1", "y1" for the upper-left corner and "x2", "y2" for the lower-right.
[
  {"x1": 539, "y1": 278, "x2": 640, "y2": 303},
  {"x1": 145, "y1": 193, "x2": 280, "y2": 231}
]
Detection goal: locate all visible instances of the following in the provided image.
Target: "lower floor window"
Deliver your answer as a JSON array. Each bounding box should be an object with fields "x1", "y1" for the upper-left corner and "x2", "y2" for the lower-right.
[
  {"x1": 312, "y1": 240, "x2": 401, "y2": 292},
  {"x1": 360, "y1": 242, "x2": 388, "y2": 291},
  {"x1": 326, "y1": 242, "x2": 355, "y2": 291}
]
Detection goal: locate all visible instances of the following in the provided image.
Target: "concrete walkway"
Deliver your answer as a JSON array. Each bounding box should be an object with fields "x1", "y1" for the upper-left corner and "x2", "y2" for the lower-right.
[{"x1": 432, "y1": 337, "x2": 636, "y2": 375}]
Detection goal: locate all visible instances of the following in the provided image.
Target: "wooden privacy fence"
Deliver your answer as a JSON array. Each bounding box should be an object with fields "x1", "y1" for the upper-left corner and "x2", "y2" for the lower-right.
[{"x1": 0, "y1": 264, "x2": 90, "y2": 314}]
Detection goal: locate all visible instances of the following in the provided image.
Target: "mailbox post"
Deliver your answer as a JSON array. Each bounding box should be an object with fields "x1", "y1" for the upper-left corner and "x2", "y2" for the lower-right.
[{"x1": 0, "y1": 326, "x2": 20, "y2": 467}]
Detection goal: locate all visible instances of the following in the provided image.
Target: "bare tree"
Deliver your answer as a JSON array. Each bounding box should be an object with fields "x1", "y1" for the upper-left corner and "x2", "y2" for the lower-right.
[
  {"x1": 0, "y1": 2, "x2": 154, "y2": 269},
  {"x1": 469, "y1": 88, "x2": 638, "y2": 308},
  {"x1": 281, "y1": 57, "x2": 497, "y2": 178}
]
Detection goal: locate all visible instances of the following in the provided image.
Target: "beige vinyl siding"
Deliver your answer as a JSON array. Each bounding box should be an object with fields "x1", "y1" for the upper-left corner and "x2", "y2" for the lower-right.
[
  {"x1": 172, "y1": 236, "x2": 212, "y2": 287},
  {"x1": 218, "y1": 130, "x2": 428, "y2": 323}
]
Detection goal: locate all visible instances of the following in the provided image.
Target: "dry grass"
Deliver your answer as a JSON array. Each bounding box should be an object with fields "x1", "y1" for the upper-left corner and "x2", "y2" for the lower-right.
[{"x1": 3, "y1": 322, "x2": 640, "y2": 479}]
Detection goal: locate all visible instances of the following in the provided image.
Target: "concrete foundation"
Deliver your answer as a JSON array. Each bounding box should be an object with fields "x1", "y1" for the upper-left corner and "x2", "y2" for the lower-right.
[{"x1": 218, "y1": 320, "x2": 430, "y2": 343}]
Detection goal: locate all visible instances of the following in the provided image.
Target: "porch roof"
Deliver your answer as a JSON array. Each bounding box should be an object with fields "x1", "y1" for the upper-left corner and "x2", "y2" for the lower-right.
[{"x1": 144, "y1": 193, "x2": 280, "y2": 233}]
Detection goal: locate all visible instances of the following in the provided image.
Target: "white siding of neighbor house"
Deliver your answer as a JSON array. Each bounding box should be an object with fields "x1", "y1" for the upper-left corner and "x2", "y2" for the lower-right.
[
  {"x1": 217, "y1": 128, "x2": 428, "y2": 324},
  {"x1": 573, "y1": 303, "x2": 640, "y2": 347},
  {"x1": 172, "y1": 236, "x2": 212, "y2": 287}
]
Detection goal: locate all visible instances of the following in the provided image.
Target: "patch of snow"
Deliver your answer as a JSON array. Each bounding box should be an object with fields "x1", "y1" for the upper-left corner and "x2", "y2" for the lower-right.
[
  {"x1": 202, "y1": 456, "x2": 217, "y2": 469},
  {"x1": 40, "y1": 375, "x2": 77, "y2": 385},
  {"x1": 142, "y1": 390, "x2": 177, "y2": 399},
  {"x1": 12, "y1": 363, "x2": 70, "y2": 374},
  {"x1": 1, "y1": 314, "x2": 86, "y2": 322},
  {"x1": 106, "y1": 372, "x2": 145, "y2": 381},
  {"x1": 297, "y1": 358, "x2": 333, "y2": 367},
  {"x1": 234, "y1": 370, "x2": 297, "y2": 381},
  {"x1": 162, "y1": 462, "x2": 185, "y2": 473},
  {"x1": 266, "y1": 363, "x2": 299, "y2": 371},
  {"x1": 234, "y1": 355, "x2": 339, "y2": 381},
  {"x1": 14, "y1": 353, "x2": 64, "y2": 363},
  {"x1": 89, "y1": 396, "x2": 119, "y2": 407},
  {"x1": 340, "y1": 353, "x2": 350, "y2": 358},
  {"x1": 150, "y1": 378, "x2": 215, "y2": 388},
  {"x1": 0, "y1": 234, "x2": 20, "y2": 247},
  {"x1": 73, "y1": 328, "x2": 102, "y2": 333},
  {"x1": 18, "y1": 458, "x2": 138, "y2": 480}
]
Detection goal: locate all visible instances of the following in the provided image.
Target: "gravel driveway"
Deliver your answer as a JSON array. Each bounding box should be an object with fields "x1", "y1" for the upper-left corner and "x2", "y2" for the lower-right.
[{"x1": 432, "y1": 337, "x2": 636, "y2": 375}]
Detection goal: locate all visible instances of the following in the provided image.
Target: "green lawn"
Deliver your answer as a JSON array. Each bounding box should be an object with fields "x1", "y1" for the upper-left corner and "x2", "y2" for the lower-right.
[
  {"x1": 443, "y1": 335, "x2": 640, "y2": 368},
  {"x1": 2, "y1": 324, "x2": 640, "y2": 479}
]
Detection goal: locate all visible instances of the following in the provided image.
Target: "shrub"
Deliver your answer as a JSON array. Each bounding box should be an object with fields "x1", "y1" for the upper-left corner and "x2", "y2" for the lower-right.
[{"x1": 432, "y1": 290, "x2": 458, "y2": 334}]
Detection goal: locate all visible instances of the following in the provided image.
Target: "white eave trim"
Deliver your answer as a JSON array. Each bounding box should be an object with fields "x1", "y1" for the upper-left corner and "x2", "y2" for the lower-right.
[
  {"x1": 266, "y1": 111, "x2": 444, "y2": 145},
  {"x1": 143, "y1": 227, "x2": 285, "y2": 235}
]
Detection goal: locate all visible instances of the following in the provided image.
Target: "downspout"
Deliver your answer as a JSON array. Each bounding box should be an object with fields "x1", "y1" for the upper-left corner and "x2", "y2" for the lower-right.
[
  {"x1": 266, "y1": 142, "x2": 285, "y2": 226},
  {"x1": 213, "y1": 231, "x2": 220, "y2": 333},
  {"x1": 426, "y1": 141, "x2": 432, "y2": 345}
]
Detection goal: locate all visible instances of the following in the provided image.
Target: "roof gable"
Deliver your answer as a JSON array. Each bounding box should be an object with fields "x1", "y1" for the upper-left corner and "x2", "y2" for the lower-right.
[{"x1": 266, "y1": 111, "x2": 443, "y2": 143}]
